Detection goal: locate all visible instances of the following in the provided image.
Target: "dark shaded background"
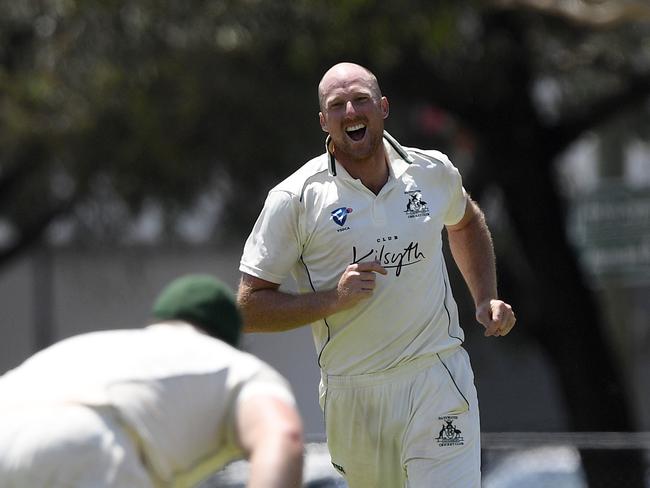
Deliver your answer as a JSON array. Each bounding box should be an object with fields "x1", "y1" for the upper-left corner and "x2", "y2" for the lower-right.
[{"x1": 2, "y1": 1, "x2": 650, "y2": 485}]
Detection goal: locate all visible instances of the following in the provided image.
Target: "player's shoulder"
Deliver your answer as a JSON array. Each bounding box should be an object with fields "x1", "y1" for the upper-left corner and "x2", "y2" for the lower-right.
[
  {"x1": 224, "y1": 346, "x2": 288, "y2": 385},
  {"x1": 404, "y1": 147, "x2": 454, "y2": 169},
  {"x1": 269, "y1": 153, "x2": 330, "y2": 199},
  {"x1": 143, "y1": 323, "x2": 273, "y2": 375},
  {"x1": 400, "y1": 147, "x2": 462, "y2": 189}
]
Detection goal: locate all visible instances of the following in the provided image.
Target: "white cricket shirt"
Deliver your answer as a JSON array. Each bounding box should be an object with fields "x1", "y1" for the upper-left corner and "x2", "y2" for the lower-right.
[
  {"x1": 0, "y1": 323, "x2": 295, "y2": 487},
  {"x1": 240, "y1": 132, "x2": 468, "y2": 376}
]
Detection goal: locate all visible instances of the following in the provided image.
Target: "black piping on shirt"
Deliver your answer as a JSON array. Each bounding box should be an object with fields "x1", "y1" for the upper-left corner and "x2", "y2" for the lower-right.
[
  {"x1": 442, "y1": 254, "x2": 464, "y2": 344},
  {"x1": 300, "y1": 255, "x2": 331, "y2": 369}
]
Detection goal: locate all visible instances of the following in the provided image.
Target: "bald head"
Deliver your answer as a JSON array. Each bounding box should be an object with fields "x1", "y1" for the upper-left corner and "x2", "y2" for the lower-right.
[{"x1": 318, "y1": 63, "x2": 382, "y2": 111}]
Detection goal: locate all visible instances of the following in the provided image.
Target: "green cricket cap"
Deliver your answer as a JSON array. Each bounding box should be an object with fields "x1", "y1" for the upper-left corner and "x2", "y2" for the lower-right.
[{"x1": 151, "y1": 274, "x2": 241, "y2": 346}]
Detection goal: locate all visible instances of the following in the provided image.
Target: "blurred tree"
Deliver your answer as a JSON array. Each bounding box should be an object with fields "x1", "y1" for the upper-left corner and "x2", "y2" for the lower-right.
[
  {"x1": 0, "y1": 0, "x2": 325, "y2": 254},
  {"x1": 2, "y1": 0, "x2": 650, "y2": 484}
]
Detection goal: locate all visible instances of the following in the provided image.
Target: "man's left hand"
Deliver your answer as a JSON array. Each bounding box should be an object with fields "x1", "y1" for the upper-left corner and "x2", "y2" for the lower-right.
[{"x1": 476, "y1": 299, "x2": 516, "y2": 337}]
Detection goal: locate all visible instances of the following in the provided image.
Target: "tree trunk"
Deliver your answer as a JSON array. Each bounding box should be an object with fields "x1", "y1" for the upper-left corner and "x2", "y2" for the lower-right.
[{"x1": 491, "y1": 137, "x2": 645, "y2": 487}]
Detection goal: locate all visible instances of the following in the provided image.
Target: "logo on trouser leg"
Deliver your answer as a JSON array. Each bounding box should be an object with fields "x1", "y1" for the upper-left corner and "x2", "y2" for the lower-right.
[
  {"x1": 331, "y1": 461, "x2": 346, "y2": 474},
  {"x1": 435, "y1": 416, "x2": 464, "y2": 447}
]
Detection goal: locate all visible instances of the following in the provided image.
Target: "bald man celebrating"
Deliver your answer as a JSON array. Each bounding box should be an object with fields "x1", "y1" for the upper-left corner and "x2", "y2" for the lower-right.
[{"x1": 238, "y1": 62, "x2": 516, "y2": 487}]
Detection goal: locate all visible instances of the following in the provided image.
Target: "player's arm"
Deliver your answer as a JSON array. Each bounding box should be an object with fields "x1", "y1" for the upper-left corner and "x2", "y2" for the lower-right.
[
  {"x1": 236, "y1": 394, "x2": 304, "y2": 488},
  {"x1": 445, "y1": 198, "x2": 516, "y2": 337},
  {"x1": 237, "y1": 261, "x2": 387, "y2": 333}
]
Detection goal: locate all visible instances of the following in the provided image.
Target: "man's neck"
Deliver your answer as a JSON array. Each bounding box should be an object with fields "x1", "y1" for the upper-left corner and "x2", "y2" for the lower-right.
[{"x1": 335, "y1": 150, "x2": 389, "y2": 195}]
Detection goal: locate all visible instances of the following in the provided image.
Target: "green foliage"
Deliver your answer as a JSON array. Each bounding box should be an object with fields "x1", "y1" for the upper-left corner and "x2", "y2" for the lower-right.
[{"x1": 1, "y1": 0, "x2": 649, "y2": 254}]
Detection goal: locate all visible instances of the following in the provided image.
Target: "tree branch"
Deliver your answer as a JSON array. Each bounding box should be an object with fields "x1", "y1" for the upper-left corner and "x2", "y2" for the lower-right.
[
  {"x1": 486, "y1": 0, "x2": 650, "y2": 29},
  {"x1": 549, "y1": 70, "x2": 650, "y2": 153}
]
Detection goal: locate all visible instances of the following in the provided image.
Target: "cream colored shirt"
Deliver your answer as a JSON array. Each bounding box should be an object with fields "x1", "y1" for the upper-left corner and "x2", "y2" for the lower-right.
[
  {"x1": 0, "y1": 322, "x2": 295, "y2": 487},
  {"x1": 240, "y1": 132, "x2": 468, "y2": 376}
]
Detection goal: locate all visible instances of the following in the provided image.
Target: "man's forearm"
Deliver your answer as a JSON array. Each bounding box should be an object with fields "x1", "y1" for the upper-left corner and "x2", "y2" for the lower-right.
[
  {"x1": 248, "y1": 440, "x2": 303, "y2": 488},
  {"x1": 446, "y1": 205, "x2": 498, "y2": 306},
  {"x1": 238, "y1": 286, "x2": 339, "y2": 333},
  {"x1": 240, "y1": 397, "x2": 304, "y2": 488},
  {"x1": 238, "y1": 260, "x2": 386, "y2": 332}
]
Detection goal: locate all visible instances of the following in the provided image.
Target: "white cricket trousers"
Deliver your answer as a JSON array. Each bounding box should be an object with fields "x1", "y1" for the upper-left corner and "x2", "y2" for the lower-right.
[
  {"x1": 321, "y1": 347, "x2": 481, "y2": 488},
  {"x1": 0, "y1": 404, "x2": 154, "y2": 488}
]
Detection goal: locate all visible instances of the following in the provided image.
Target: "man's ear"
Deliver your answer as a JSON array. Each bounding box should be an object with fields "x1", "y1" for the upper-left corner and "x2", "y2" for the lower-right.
[
  {"x1": 319, "y1": 112, "x2": 330, "y2": 133},
  {"x1": 381, "y1": 97, "x2": 389, "y2": 119}
]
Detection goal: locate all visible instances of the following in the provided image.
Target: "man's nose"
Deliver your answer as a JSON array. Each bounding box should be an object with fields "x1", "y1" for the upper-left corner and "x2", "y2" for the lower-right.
[{"x1": 345, "y1": 100, "x2": 356, "y2": 116}]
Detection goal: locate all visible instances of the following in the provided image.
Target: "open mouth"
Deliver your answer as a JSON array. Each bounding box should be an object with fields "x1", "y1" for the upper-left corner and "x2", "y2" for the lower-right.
[{"x1": 345, "y1": 123, "x2": 366, "y2": 141}]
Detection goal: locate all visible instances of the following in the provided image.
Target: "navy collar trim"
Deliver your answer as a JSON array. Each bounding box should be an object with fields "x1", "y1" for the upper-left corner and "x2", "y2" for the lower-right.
[{"x1": 326, "y1": 131, "x2": 413, "y2": 177}]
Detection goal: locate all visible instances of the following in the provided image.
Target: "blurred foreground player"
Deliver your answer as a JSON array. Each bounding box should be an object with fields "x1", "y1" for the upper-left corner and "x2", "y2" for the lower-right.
[{"x1": 0, "y1": 274, "x2": 303, "y2": 488}]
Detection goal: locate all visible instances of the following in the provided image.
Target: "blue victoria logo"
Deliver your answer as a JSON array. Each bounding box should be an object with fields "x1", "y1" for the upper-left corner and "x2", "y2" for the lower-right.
[{"x1": 331, "y1": 206, "x2": 353, "y2": 226}]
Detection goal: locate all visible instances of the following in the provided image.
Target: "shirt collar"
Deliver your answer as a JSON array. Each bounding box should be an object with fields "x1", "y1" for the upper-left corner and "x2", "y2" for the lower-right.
[{"x1": 326, "y1": 130, "x2": 414, "y2": 178}]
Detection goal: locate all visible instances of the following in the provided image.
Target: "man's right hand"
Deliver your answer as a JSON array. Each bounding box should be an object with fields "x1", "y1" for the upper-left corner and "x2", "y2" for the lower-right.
[{"x1": 335, "y1": 260, "x2": 387, "y2": 310}]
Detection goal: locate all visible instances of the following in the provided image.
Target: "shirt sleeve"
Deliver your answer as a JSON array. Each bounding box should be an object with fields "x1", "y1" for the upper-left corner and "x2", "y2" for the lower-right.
[
  {"x1": 239, "y1": 190, "x2": 303, "y2": 284},
  {"x1": 236, "y1": 366, "x2": 296, "y2": 407},
  {"x1": 443, "y1": 158, "x2": 468, "y2": 226}
]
